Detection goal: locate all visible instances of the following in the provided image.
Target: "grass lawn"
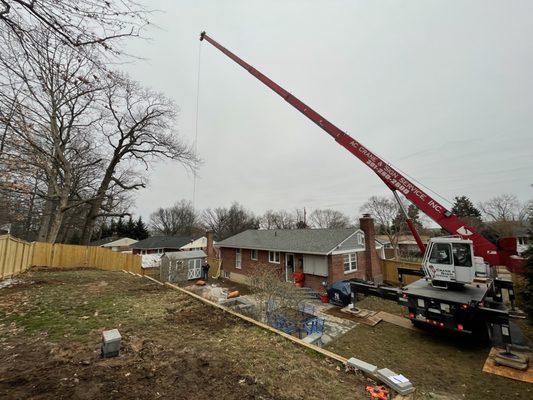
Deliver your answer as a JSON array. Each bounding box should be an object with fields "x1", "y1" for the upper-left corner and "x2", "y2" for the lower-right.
[
  {"x1": 325, "y1": 296, "x2": 533, "y2": 400},
  {"x1": 0, "y1": 268, "x2": 368, "y2": 400}
]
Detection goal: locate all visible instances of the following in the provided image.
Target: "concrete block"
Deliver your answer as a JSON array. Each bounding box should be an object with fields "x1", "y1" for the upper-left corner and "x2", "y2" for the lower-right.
[
  {"x1": 376, "y1": 368, "x2": 414, "y2": 395},
  {"x1": 346, "y1": 357, "x2": 378, "y2": 374},
  {"x1": 101, "y1": 329, "x2": 121, "y2": 358},
  {"x1": 302, "y1": 333, "x2": 322, "y2": 345}
]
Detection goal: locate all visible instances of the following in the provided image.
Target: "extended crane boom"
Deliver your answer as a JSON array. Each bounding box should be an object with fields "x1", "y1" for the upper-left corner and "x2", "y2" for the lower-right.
[{"x1": 200, "y1": 31, "x2": 521, "y2": 271}]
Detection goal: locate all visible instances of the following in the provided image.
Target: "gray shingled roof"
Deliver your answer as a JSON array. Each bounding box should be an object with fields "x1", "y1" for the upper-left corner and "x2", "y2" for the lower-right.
[
  {"x1": 129, "y1": 236, "x2": 197, "y2": 250},
  {"x1": 216, "y1": 228, "x2": 359, "y2": 255}
]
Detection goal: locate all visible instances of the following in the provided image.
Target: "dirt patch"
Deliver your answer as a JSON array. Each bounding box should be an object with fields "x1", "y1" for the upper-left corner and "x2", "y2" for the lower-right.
[
  {"x1": 1, "y1": 337, "x2": 279, "y2": 400},
  {"x1": 0, "y1": 269, "x2": 368, "y2": 399}
]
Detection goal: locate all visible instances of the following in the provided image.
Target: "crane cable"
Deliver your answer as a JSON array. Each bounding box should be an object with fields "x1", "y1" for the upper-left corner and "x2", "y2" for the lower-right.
[{"x1": 192, "y1": 40, "x2": 202, "y2": 210}]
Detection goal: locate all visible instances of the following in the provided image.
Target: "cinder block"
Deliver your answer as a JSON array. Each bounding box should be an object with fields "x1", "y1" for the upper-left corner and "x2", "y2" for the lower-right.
[
  {"x1": 102, "y1": 329, "x2": 121, "y2": 358},
  {"x1": 376, "y1": 368, "x2": 414, "y2": 395},
  {"x1": 346, "y1": 357, "x2": 378, "y2": 374}
]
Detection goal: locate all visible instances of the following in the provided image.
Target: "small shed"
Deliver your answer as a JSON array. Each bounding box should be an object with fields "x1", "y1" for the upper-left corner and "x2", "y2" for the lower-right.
[{"x1": 160, "y1": 250, "x2": 207, "y2": 283}]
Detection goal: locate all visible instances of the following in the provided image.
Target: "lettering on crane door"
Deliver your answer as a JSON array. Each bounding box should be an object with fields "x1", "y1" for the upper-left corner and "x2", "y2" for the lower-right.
[{"x1": 350, "y1": 140, "x2": 444, "y2": 215}]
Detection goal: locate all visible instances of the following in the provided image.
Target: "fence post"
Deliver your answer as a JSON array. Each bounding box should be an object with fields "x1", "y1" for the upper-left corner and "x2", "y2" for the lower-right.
[{"x1": 0, "y1": 236, "x2": 9, "y2": 279}]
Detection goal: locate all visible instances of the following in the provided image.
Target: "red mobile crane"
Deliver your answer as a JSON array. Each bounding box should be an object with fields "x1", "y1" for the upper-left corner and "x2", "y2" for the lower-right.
[
  {"x1": 199, "y1": 31, "x2": 523, "y2": 274},
  {"x1": 200, "y1": 33, "x2": 530, "y2": 360}
]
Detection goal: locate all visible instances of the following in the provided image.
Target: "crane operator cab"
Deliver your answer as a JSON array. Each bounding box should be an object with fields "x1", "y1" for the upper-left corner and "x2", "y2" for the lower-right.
[{"x1": 422, "y1": 237, "x2": 490, "y2": 287}]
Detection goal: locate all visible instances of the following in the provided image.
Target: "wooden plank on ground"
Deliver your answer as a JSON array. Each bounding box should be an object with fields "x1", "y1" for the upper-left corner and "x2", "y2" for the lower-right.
[
  {"x1": 374, "y1": 311, "x2": 418, "y2": 331},
  {"x1": 482, "y1": 347, "x2": 532, "y2": 383}
]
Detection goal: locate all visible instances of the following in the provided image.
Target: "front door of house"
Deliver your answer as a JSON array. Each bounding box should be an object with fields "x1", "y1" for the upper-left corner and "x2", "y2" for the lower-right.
[{"x1": 285, "y1": 253, "x2": 295, "y2": 282}]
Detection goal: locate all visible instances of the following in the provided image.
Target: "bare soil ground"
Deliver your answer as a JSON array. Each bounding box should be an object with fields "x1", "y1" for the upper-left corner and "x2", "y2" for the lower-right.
[
  {"x1": 325, "y1": 296, "x2": 533, "y2": 400},
  {"x1": 0, "y1": 269, "x2": 368, "y2": 400}
]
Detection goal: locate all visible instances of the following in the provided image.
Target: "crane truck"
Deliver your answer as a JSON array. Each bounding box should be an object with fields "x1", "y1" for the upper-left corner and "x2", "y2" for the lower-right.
[{"x1": 199, "y1": 32, "x2": 529, "y2": 369}]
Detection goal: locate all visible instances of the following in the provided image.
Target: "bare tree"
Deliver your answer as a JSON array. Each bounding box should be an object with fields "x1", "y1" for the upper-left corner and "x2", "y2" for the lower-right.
[
  {"x1": 309, "y1": 208, "x2": 351, "y2": 229},
  {"x1": 0, "y1": 0, "x2": 148, "y2": 55},
  {"x1": 260, "y1": 209, "x2": 295, "y2": 229},
  {"x1": 0, "y1": 27, "x2": 104, "y2": 242},
  {"x1": 479, "y1": 194, "x2": 528, "y2": 237},
  {"x1": 361, "y1": 196, "x2": 403, "y2": 257},
  {"x1": 79, "y1": 74, "x2": 197, "y2": 243},
  {"x1": 150, "y1": 200, "x2": 201, "y2": 236},
  {"x1": 479, "y1": 194, "x2": 524, "y2": 222},
  {"x1": 201, "y1": 202, "x2": 259, "y2": 240},
  {"x1": 248, "y1": 264, "x2": 307, "y2": 323}
]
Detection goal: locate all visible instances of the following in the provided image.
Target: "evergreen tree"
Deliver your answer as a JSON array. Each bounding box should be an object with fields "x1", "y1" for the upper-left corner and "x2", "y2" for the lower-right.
[
  {"x1": 451, "y1": 196, "x2": 482, "y2": 218},
  {"x1": 134, "y1": 217, "x2": 149, "y2": 240},
  {"x1": 519, "y1": 247, "x2": 533, "y2": 323},
  {"x1": 115, "y1": 218, "x2": 126, "y2": 236},
  {"x1": 451, "y1": 195, "x2": 484, "y2": 232},
  {"x1": 125, "y1": 217, "x2": 136, "y2": 237}
]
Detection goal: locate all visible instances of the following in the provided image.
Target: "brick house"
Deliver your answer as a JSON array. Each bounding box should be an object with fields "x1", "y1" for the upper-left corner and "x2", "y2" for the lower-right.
[{"x1": 216, "y1": 215, "x2": 384, "y2": 291}]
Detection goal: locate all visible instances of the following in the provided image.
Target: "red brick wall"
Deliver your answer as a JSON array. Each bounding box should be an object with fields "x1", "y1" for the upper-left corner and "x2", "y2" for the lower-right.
[
  {"x1": 328, "y1": 253, "x2": 367, "y2": 284},
  {"x1": 219, "y1": 247, "x2": 284, "y2": 278}
]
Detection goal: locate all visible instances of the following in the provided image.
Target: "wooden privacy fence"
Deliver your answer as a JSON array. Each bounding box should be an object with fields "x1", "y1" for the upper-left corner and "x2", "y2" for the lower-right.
[
  {"x1": 381, "y1": 258, "x2": 422, "y2": 286},
  {"x1": 0, "y1": 235, "x2": 141, "y2": 280}
]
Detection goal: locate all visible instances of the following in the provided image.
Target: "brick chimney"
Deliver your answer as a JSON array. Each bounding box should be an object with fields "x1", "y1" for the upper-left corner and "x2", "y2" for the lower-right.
[
  {"x1": 206, "y1": 230, "x2": 215, "y2": 259},
  {"x1": 359, "y1": 214, "x2": 383, "y2": 283}
]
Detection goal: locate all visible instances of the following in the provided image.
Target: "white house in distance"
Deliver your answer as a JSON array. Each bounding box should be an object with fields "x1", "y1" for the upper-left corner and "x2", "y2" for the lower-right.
[
  {"x1": 181, "y1": 236, "x2": 210, "y2": 251},
  {"x1": 102, "y1": 238, "x2": 138, "y2": 253}
]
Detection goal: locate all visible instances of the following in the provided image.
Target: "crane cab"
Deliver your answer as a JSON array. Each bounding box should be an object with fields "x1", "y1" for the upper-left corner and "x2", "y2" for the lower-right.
[{"x1": 422, "y1": 237, "x2": 489, "y2": 286}]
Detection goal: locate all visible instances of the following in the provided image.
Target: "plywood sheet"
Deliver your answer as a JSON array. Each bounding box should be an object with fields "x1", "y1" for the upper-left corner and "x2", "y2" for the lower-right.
[
  {"x1": 374, "y1": 311, "x2": 418, "y2": 331},
  {"x1": 482, "y1": 347, "x2": 532, "y2": 383}
]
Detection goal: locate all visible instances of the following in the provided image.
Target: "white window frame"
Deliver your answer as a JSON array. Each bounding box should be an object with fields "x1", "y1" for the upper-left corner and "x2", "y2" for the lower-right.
[
  {"x1": 357, "y1": 233, "x2": 364, "y2": 246},
  {"x1": 343, "y1": 253, "x2": 357, "y2": 273},
  {"x1": 268, "y1": 251, "x2": 280, "y2": 264},
  {"x1": 250, "y1": 249, "x2": 258, "y2": 260},
  {"x1": 235, "y1": 248, "x2": 242, "y2": 269}
]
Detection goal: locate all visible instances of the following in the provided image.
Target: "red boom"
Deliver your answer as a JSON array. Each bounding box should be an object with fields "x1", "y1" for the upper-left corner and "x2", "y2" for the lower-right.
[{"x1": 200, "y1": 32, "x2": 520, "y2": 270}]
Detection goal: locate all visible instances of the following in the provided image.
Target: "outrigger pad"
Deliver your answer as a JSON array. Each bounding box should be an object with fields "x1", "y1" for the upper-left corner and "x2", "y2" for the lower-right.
[{"x1": 494, "y1": 351, "x2": 529, "y2": 371}]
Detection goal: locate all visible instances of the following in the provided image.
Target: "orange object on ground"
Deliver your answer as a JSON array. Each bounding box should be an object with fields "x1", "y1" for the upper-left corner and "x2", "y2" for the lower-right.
[
  {"x1": 365, "y1": 385, "x2": 388, "y2": 400},
  {"x1": 195, "y1": 280, "x2": 206, "y2": 286},
  {"x1": 227, "y1": 290, "x2": 240, "y2": 299},
  {"x1": 292, "y1": 272, "x2": 305, "y2": 283}
]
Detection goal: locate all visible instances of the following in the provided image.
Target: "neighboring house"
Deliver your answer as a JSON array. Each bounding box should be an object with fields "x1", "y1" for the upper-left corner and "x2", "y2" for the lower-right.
[
  {"x1": 376, "y1": 234, "x2": 430, "y2": 259},
  {"x1": 216, "y1": 215, "x2": 384, "y2": 291},
  {"x1": 89, "y1": 237, "x2": 137, "y2": 252},
  {"x1": 89, "y1": 236, "x2": 119, "y2": 247},
  {"x1": 160, "y1": 250, "x2": 207, "y2": 282},
  {"x1": 129, "y1": 235, "x2": 205, "y2": 255},
  {"x1": 513, "y1": 226, "x2": 531, "y2": 255},
  {"x1": 181, "y1": 236, "x2": 211, "y2": 251},
  {"x1": 102, "y1": 237, "x2": 138, "y2": 253}
]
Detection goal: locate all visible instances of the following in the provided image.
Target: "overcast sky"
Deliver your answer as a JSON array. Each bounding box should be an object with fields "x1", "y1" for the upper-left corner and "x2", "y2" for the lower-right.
[{"x1": 122, "y1": 0, "x2": 533, "y2": 222}]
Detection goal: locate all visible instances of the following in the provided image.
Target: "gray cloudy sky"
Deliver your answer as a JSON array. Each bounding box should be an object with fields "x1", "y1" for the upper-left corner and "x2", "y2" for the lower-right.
[{"x1": 122, "y1": 0, "x2": 533, "y2": 221}]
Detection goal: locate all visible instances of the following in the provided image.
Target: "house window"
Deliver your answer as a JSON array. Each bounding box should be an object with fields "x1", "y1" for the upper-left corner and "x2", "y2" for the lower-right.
[
  {"x1": 251, "y1": 249, "x2": 258, "y2": 260},
  {"x1": 357, "y1": 233, "x2": 364, "y2": 246},
  {"x1": 235, "y1": 248, "x2": 242, "y2": 269},
  {"x1": 268, "y1": 251, "x2": 280, "y2": 264},
  {"x1": 343, "y1": 253, "x2": 357, "y2": 273}
]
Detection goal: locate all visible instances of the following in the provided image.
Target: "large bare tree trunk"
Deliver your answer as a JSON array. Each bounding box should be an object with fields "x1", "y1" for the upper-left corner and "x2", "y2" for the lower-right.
[
  {"x1": 80, "y1": 168, "x2": 115, "y2": 244},
  {"x1": 37, "y1": 197, "x2": 55, "y2": 241}
]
